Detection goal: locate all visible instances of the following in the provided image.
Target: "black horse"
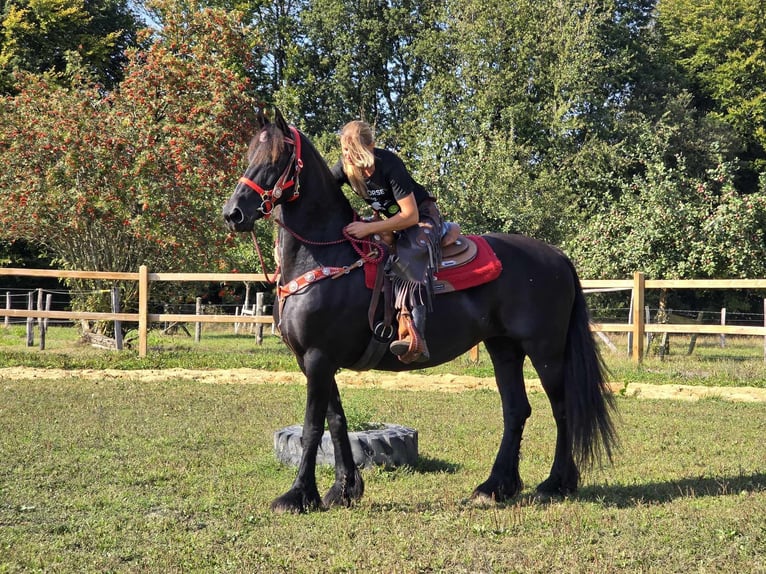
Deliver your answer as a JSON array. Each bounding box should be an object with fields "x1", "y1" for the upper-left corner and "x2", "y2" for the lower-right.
[{"x1": 223, "y1": 108, "x2": 617, "y2": 513}]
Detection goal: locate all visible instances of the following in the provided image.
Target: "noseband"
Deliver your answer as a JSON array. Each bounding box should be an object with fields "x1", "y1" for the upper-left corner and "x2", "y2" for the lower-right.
[{"x1": 238, "y1": 126, "x2": 303, "y2": 218}]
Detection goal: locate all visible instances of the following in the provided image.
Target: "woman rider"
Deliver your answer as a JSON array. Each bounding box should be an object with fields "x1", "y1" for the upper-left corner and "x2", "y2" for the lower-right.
[{"x1": 331, "y1": 120, "x2": 443, "y2": 363}]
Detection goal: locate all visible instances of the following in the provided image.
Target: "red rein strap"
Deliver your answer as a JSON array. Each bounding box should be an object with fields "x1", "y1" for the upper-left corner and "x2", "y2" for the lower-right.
[
  {"x1": 250, "y1": 231, "x2": 278, "y2": 284},
  {"x1": 275, "y1": 233, "x2": 386, "y2": 299},
  {"x1": 277, "y1": 259, "x2": 366, "y2": 299}
]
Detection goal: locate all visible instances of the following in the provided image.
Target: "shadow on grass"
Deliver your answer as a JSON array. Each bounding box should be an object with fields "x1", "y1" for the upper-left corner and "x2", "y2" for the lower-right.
[
  {"x1": 578, "y1": 472, "x2": 766, "y2": 508},
  {"x1": 414, "y1": 455, "x2": 461, "y2": 474},
  {"x1": 694, "y1": 354, "x2": 758, "y2": 363}
]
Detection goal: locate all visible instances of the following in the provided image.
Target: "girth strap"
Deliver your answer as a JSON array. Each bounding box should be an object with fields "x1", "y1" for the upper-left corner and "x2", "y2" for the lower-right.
[{"x1": 349, "y1": 258, "x2": 395, "y2": 372}]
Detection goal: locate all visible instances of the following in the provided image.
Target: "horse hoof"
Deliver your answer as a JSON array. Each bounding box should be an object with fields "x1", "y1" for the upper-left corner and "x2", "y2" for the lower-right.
[
  {"x1": 270, "y1": 489, "x2": 323, "y2": 514},
  {"x1": 323, "y1": 471, "x2": 365, "y2": 508},
  {"x1": 471, "y1": 477, "x2": 521, "y2": 505},
  {"x1": 536, "y1": 476, "x2": 577, "y2": 499},
  {"x1": 469, "y1": 490, "x2": 497, "y2": 507}
]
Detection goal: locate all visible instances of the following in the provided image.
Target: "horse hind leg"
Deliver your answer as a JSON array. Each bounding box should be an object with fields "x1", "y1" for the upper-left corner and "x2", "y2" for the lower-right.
[
  {"x1": 322, "y1": 381, "x2": 364, "y2": 508},
  {"x1": 471, "y1": 337, "x2": 530, "y2": 504},
  {"x1": 529, "y1": 355, "x2": 580, "y2": 497}
]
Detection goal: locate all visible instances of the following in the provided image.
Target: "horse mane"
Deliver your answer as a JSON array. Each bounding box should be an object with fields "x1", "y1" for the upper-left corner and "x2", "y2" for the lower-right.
[{"x1": 247, "y1": 124, "x2": 286, "y2": 166}]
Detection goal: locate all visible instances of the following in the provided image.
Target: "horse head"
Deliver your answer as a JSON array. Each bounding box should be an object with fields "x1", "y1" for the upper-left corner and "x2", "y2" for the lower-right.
[{"x1": 223, "y1": 107, "x2": 303, "y2": 231}]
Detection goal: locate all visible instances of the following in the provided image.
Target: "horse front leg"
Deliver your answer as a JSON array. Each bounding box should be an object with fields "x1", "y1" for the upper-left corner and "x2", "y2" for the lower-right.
[
  {"x1": 271, "y1": 354, "x2": 333, "y2": 513},
  {"x1": 322, "y1": 380, "x2": 364, "y2": 508}
]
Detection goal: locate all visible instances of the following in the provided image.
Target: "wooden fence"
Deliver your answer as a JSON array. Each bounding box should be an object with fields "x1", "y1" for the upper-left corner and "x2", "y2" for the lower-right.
[
  {"x1": 0, "y1": 266, "x2": 271, "y2": 358},
  {"x1": 3, "y1": 267, "x2": 766, "y2": 362}
]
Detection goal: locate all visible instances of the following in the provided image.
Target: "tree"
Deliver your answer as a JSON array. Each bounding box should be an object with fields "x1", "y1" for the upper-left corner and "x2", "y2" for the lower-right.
[
  {"x1": 271, "y1": 0, "x2": 438, "y2": 141},
  {"x1": 0, "y1": 0, "x2": 140, "y2": 92},
  {"x1": 566, "y1": 102, "x2": 766, "y2": 282},
  {"x1": 658, "y1": 0, "x2": 766, "y2": 176},
  {"x1": 406, "y1": 0, "x2": 627, "y2": 241},
  {"x1": 0, "y1": 4, "x2": 263, "y2": 315}
]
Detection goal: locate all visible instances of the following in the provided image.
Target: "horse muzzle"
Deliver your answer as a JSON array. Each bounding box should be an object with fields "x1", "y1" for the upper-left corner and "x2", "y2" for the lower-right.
[{"x1": 222, "y1": 202, "x2": 258, "y2": 232}]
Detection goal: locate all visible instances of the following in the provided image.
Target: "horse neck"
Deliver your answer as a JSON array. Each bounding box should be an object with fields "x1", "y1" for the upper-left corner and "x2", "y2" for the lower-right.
[{"x1": 277, "y1": 143, "x2": 357, "y2": 276}]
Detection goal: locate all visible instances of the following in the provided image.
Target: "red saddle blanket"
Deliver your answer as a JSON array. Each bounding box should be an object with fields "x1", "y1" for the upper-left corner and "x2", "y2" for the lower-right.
[{"x1": 364, "y1": 235, "x2": 502, "y2": 293}]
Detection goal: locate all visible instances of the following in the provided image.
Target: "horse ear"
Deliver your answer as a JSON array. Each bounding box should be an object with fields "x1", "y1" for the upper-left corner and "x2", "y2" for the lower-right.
[
  {"x1": 255, "y1": 106, "x2": 268, "y2": 130},
  {"x1": 273, "y1": 107, "x2": 291, "y2": 136}
]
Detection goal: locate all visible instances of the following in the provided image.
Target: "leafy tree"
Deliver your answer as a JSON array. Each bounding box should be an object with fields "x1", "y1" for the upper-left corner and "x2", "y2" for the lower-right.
[
  {"x1": 0, "y1": 0, "x2": 140, "y2": 92},
  {"x1": 0, "y1": 5, "x2": 262, "y2": 314},
  {"x1": 658, "y1": 0, "x2": 766, "y2": 175},
  {"x1": 272, "y1": 0, "x2": 438, "y2": 141},
  {"x1": 407, "y1": 0, "x2": 627, "y2": 241},
  {"x1": 567, "y1": 102, "x2": 766, "y2": 282}
]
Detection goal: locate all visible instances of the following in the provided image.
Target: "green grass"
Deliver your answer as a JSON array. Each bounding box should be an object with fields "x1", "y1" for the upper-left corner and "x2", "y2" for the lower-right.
[
  {"x1": 2, "y1": 324, "x2": 766, "y2": 388},
  {"x1": 0, "y1": 376, "x2": 764, "y2": 573}
]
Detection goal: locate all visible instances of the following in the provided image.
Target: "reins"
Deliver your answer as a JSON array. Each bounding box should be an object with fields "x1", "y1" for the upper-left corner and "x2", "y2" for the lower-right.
[
  {"x1": 250, "y1": 230, "x2": 278, "y2": 284},
  {"x1": 267, "y1": 216, "x2": 387, "y2": 299}
]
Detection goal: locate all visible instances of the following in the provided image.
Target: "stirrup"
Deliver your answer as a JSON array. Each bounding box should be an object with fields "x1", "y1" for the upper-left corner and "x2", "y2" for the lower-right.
[
  {"x1": 389, "y1": 338, "x2": 412, "y2": 356},
  {"x1": 389, "y1": 337, "x2": 430, "y2": 362}
]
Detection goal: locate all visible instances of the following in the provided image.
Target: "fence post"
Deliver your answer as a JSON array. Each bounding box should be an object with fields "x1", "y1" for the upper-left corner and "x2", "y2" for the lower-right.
[
  {"x1": 44, "y1": 293, "x2": 52, "y2": 330},
  {"x1": 26, "y1": 291, "x2": 34, "y2": 346},
  {"x1": 195, "y1": 297, "x2": 202, "y2": 343},
  {"x1": 138, "y1": 265, "x2": 148, "y2": 358},
  {"x1": 4, "y1": 292, "x2": 9, "y2": 327},
  {"x1": 112, "y1": 287, "x2": 123, "y2": 351},
  {"x1": 38, "y1": 289, "x2": 46, "y2": 350},
  {"x1": 631, "y1": 271, "x2": 645, "y2": 364},
  {"x1": 255, "y1": 292, "x2": 264, "y2": 345},
  {"x1": 627, "y1": 294, "x2": 633, "y2": 355},
  {"x1": 720, "y1": 307, "x2": 727, "y2": 348},
  {"x1": 644, "y1": 306, "x2": 652, "y2": 350}
]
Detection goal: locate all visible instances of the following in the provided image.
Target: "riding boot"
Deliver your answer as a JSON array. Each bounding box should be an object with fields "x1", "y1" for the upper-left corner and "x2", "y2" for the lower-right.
[
  {"x1": 411, "y1": 303, "x2": 430, "y2": 362},
  {"x1": 389, "y1": 309, "x2": 413, "y2": 357},
  {"x1": 389, "y1": 304, "x2": 430, "y2": 362}
]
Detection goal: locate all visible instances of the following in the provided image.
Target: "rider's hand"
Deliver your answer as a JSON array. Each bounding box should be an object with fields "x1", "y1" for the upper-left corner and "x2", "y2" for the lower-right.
[{"x1": 345, "y1": 221, "x2": 370, "y2": 239}]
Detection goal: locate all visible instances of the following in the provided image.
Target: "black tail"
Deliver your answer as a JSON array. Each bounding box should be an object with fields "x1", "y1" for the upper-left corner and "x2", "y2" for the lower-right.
[{"x1": 563, "y1": 261, "x2": 618, "y2": 468}]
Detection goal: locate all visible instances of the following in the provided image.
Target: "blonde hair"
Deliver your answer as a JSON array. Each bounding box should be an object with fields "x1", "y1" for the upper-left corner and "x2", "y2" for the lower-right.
[{"x1": 340, "y1": 120, "x2": 375, "y2": 199}]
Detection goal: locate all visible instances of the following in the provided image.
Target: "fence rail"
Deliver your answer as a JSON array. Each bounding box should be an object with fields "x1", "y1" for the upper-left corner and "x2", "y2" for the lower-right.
[
  {"x1": 0, "y1": 266, "x2": 272, "y2": 356},
  {"x1": 3, "y1": 267, "x2": 766, "y2": 362}
]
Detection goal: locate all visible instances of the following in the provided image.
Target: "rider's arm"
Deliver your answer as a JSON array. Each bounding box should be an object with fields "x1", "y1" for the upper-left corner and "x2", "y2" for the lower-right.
[{"x1": 344, "y1": 193, "x2": 418, "y2": 239}]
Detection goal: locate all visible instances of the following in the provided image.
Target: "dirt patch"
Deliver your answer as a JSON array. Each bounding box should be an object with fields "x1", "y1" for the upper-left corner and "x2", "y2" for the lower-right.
[{"x1": 1, "y1": 367, "x2": 765, "y2": 402}]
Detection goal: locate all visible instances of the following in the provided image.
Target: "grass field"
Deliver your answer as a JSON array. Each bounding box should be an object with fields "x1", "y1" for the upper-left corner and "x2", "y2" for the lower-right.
[
  {"x1": 1, "y1": 325, "x2": 765, "y2": 572},
  {"x1": 0, "y1": 375, "x2": 764, "y2": 573}
]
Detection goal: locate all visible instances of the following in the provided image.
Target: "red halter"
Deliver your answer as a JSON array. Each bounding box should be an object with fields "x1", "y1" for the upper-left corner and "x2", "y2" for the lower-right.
[{"x1": 238, "y1": 126, "x2": 303, "y2": 219}]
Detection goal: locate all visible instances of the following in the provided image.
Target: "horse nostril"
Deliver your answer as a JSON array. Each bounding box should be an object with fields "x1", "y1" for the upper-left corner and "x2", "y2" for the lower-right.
[{"x1": 224, "y1": 207, "x2": 244, "y2": 225}]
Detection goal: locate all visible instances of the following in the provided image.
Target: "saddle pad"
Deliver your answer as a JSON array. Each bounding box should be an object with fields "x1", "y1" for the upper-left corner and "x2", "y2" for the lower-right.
[{"x1": 364, "y1": 235, "x2": 502, "y2": 293}]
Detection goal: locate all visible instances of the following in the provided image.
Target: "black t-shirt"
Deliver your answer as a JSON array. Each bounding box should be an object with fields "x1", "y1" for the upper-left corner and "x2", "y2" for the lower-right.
[{"x1": 331, "y1": 148, "x2": 431, "y2": 218}]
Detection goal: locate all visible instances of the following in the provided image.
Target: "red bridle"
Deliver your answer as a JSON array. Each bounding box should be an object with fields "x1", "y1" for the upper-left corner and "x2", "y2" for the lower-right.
[{"x1": 238, "y1": 125, "x2": 303, "y2": 219}]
